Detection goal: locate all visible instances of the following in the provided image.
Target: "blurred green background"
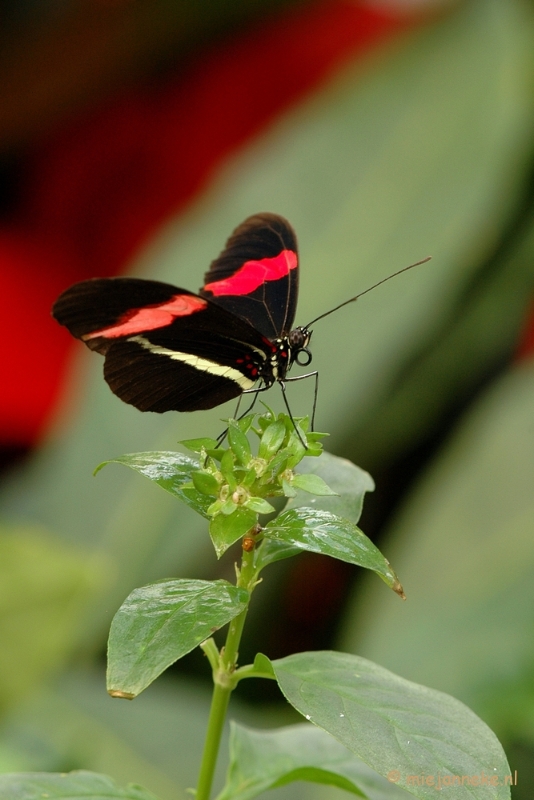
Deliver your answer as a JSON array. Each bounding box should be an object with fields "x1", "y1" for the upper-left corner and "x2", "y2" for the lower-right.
[{"x1": 1, "y1": 0, "x2": 534, "y2": 797}]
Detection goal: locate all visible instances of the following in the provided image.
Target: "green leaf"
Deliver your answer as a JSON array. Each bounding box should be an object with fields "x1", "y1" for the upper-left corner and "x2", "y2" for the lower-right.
[
  {"x1": 241, "y1": 468, "x2": 257, "y2": 488},
  {"x1": 306, "y1": 431, "x2": 329, "y2": 442},
  {"x1": 271, "y1": 652, "x2": 511, "y2": 800},
  {"x1": 220, "y1": 497, "x2": 238, "y2": 515},
  {"x1": 251, "y1": 652, "x2": 276, "y2": 679},
  {"x1": 205, "y1": 448, "x2": 226, "y2": 461},
  {"x1": 304, "y1": 441, "x2": 323, "y2": 458},
  {"x1": 207, "y1": 498, "x2": 224, "y2": 515},
  {"x1": 107, "y1": 579, "x2": 248, "y2": 697},
  {"x1": 285, "y1": 432, "x2": 307, "y2": 469},
  {"x1": 258, "y1": 420, "x2": 286, "y2": 459},
  {"x1": 228, "y1": 423, "x2": 252, "y2": 466},
  {"x1": 255, "y1": 417, "x2": 271, "y2": 434},
  {"x1": 209, "y1": 508, "x2": 258, "y2": 557},
  {"x1": 264, "y1": 452, "x2": 289, "y2": 480},
  {"x1": 254, "y1": 539, "x2": 301, "y2": 569},
  {"x1": 262, "y1": 508, "x2": 403, "y2": 595},
  {"x1": 236, "y1": 414, "x2": 256, "y2": 434},
  {"x1": 291, "y1": 473, "x2": 337, "y2": 496},
  {"x1": 244, "y1": 497, "x2": 276, "y2": 515},
  {"x1": 216, "y1": 722, "x2": 412, "y2": 800},
  {"x1": 179, "y1": 438, "x2": 218, "y2": 453},
  {"x1": 257, "y1": 403, "x2": 276, "y2": 425},
  {"x1": 281, "y1": 479, "x2": 297, "y2": 498},
  {"x1": 220, "y1": 449, "x2": 235, "y2": 483},
  {"x1": 191, "y1": 470, "x2": 220, "y2": 496},
  {"x1": 234, "y1": 652, "x2": 277, "y2": 683},
  {"x1": 95, "y1": 451, "x2": 211, "y2": 517},
  {"x1": 0, "y1": 771, "x2": 159, "y2": 799},
  {"x1": 289, "y1": 452, "x2": 374, "y2": 524}
]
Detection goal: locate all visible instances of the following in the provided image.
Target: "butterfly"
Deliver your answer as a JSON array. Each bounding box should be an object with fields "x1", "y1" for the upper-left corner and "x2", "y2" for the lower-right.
[{"x1": 52, "y1": 212, "x2": 428, "y2": 422}]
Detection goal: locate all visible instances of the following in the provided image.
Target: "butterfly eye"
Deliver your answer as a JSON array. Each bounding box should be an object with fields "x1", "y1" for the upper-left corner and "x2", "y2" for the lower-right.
[{"x1": 295, "y1": 348, "x2": 312, "y2": 367}]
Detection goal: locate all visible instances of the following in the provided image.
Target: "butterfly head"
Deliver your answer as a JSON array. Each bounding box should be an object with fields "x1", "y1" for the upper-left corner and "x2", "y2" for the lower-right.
[{"x1": 288, "y1": 325, "x2": 313, "y2": 367}]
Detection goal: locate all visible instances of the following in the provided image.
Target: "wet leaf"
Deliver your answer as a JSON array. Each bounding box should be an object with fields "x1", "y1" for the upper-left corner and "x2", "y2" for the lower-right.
[
  {"x1": 107, "y1": 579, "x2": 248, "y2": 697},
  {"x1": 272, "y1": 652, "x2": 511, "y2": 800}
]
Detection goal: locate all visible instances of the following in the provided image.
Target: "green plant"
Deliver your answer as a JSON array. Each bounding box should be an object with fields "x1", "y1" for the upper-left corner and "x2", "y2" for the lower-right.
[{"x1": 0, "y1": 410, "x2": 512, "y2": 800}]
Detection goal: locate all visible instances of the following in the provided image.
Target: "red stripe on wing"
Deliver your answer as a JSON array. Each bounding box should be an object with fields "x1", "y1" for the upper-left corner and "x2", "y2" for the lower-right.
[
  {"x1": 83, "y1": 294, "x2": 207, "y2": 340},
  {"x1": 204, "y1": 250, "x2": 297, "y2": 297}
]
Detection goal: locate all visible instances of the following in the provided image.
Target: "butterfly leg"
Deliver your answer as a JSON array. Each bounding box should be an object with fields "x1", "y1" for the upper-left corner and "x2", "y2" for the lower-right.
[
  {"x1": 235, "y1": 389, "x2": 261, "y2": 421},
  {"x1": 216, "y1": 395, "x2": 244, "y2": 446},
  {"x1": 278, "y1": 380, "x2": 308, "y2": 448},
  {"x1": 283, "y1": 370, "x2": 319, "y2": 431},
  {"x1": 216, "y1": 383, "x2": 269, "y2": 445}
]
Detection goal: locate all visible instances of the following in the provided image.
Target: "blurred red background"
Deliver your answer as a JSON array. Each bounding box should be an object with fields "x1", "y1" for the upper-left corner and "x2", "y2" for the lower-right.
[{"x1": 0, "y1": 0, "x2": 415, "y2": 449}]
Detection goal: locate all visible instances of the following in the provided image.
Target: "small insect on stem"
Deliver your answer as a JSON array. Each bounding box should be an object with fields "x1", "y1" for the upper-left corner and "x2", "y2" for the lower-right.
[{"x1": 242, "y1": 523, "x2": 263, "y2": 552}]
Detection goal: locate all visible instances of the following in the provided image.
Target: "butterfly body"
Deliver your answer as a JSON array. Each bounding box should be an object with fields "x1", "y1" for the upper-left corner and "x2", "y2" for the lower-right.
[{"x1": 53, "y1": 214, "x2": 313, "y2": 414}]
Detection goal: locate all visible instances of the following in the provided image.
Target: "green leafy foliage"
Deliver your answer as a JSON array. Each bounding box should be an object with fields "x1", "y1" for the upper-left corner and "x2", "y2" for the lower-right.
[
  {"x1": 198, "y1": 414, "x2": 332, "y2": 557},
  {"x1": 101, "y1": 412, "x2": 333, "y2": 558},
  {"x1": 95, "y1": 416, "x2": 412, "y2": 799},
  {"x1": 107, "y1": 580, "x2": 249, "y2": 698},
  {"x1": 0, "y1": 771, "x2": 160, "y2": 800},
  {"x1": 271, "y1": 651, "x2": 511, "y2": 800},
  {"x1": 0, "y1": 525, "x2": 102, "y2": 714},
  {"x1": 217, "y1": 722, "x2": 411, "y2": 800},
  {"x1": 99, "y1": 413, "x2": 393, "y2": 599}
]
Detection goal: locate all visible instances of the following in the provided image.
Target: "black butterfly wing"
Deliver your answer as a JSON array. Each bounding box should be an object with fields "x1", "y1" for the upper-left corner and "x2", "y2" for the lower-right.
[
  {"x1": 52, "y1": 277, "x2": 188, "y2": 349},
  {"x1": 52, "y1": 277, "x2": 275, "y2": 413},
  {"x1": 200, "y1": 212, "x2": 299, "y2": 339}
]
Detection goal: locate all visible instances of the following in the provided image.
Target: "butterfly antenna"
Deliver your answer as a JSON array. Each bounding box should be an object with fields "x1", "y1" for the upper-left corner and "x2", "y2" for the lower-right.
[{"x1": 305, "y1": 257, "x2": 431, "y2": 327}]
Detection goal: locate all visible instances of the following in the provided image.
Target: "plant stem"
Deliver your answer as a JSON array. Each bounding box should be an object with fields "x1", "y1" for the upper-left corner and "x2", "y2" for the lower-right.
[
  {"x1": 195, "y1": 546, "x2": 256, "y2": 800},
  {"x1": 195, "y1": 681, "x2": 232, "y2": 800}
]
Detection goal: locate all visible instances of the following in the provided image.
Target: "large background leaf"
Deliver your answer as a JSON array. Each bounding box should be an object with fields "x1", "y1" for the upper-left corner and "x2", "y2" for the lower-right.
[
  {"x1": 272, "y1": 651, "x2": 511, "y2": 800},
  {"x1": 217, "y1": 722, "x2": 412, "y2": 800},
  {"x1": 0, "y1": 770, "x2": 159, "y2": 800}
]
